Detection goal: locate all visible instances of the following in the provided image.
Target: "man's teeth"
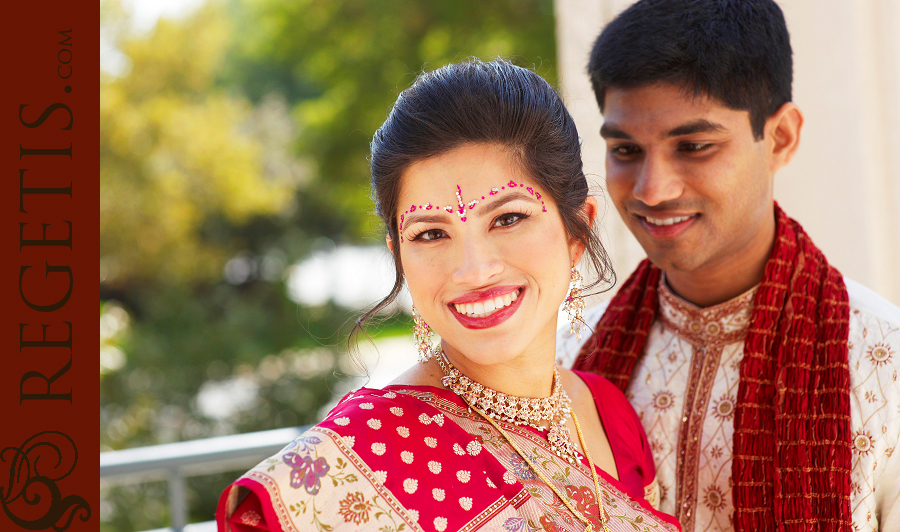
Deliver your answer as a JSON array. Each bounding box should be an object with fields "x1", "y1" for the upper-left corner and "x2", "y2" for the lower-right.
[
  {"x1": 644, "y1": 214, "x2": 694, "y2": 226},
  {"x1": 454, "y1": 290, "x2": 519, "y2": 318}
]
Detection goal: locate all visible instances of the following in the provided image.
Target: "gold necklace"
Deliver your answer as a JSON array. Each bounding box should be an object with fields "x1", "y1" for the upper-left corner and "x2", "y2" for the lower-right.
[
  {"x1": 474, "y1": 404, "x2": 612, "y2": 532},
  {"x1": 434, "y1": 350, "x2": 611, "y2": 531},
  {"x1": 436, "y1": 351, "x2": 581, "y2": 463}
]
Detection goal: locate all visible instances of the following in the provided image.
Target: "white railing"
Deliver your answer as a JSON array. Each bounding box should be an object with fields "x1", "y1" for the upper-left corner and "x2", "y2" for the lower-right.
[{"x1": 100, "y1": 426, "x2": 310, "y2": 532}]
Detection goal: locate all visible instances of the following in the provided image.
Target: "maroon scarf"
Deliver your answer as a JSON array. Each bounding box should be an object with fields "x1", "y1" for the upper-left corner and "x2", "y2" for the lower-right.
[{"x1": 574, "y1": 204, "x2": 852, "y2": 531}]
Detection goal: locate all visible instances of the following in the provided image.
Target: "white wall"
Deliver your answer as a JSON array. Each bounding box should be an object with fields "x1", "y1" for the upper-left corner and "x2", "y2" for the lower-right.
[{"x1": 555, "y1": 0, "x2": 900, "y2": 306}]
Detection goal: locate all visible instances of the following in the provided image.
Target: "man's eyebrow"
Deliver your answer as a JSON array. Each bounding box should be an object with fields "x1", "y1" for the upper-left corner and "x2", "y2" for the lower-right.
[
  {"x1": 599, "y1": 123, "x2": 632, "y2": 139},
  {"x1": 600, "y1": 119, "x2": 728, "y2": 140},
  {"x1": 666, "y1": 119, "x2": 728, "y2": 138}
]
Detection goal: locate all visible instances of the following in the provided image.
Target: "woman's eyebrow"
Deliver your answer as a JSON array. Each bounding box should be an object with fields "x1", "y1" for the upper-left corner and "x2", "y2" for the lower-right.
[
  {"x1": 403, "y1": 213, "x2": 451, "y2": 228},
  {"x1": 480, "y1": 191, "x2": 537, "y2": 212}
]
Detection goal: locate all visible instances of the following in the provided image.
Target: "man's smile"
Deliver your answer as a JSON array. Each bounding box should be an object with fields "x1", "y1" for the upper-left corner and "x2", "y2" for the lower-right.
[
  {"x1": 631, "y1": 211, "x2": 700, "y2": 239},
  {"x1": 642, "y1": 214, "x2": 697, "y2": 226}
]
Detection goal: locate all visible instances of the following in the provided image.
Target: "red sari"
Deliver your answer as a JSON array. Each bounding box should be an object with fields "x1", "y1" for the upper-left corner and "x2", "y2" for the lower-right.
[{"x1": 217, "y1": 372, "x2": 680, "y2": 532}]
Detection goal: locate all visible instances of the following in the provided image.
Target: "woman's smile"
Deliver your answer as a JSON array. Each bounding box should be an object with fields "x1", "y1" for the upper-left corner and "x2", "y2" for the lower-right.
[
  {"x1": 451, "y1": 286, "x2": 521, "y2": 317},
  {"x1": 449, "y1": 287, "x2": 524, "y2": 329}
]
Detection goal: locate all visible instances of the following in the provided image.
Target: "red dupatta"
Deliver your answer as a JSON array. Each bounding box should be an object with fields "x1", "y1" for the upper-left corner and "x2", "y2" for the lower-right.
[{"x1": 574, "y1": 204, "x2": 853, "y2": 531}]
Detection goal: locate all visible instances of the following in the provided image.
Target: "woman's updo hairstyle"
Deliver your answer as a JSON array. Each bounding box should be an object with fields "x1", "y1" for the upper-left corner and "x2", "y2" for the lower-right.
[{"x1": 358, "y1": 58, "x2": 613, "y2": 333}]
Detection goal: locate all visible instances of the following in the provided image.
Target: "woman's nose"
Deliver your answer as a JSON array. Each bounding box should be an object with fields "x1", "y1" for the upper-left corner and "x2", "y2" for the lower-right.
[{"x1": 451, "y1": 236, "x2": 503, "y2": 287}]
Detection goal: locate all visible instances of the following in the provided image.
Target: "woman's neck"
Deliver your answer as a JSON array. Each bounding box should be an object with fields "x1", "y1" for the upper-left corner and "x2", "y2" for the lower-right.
[{"x1": 439, "y1": 342, "x2": 557, "y2": 399}]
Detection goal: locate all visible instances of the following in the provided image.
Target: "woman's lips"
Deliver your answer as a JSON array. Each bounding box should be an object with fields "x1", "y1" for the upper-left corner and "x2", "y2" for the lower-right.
[
  {"x1": 452, "y1": 288, "x2": 520, "y2": 317},
  {"x1": 449, "y1": 288, "x2": 524, "y2": 330}
]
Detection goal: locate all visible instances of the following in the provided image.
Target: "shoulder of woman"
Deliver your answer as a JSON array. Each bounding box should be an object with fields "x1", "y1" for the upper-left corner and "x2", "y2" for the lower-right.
[
  {"x1": 320, "y1": 387, "x2": 450, "y2": 434},
  {"x1": 221, "y1": 386, "x2": 520, "y2": 531},
  {"x1": 567, "y1": 370, "x2": 629, "y2": 404},
  {"x1": 568, "y1": 369, "x2": 643, "y2": 432}
]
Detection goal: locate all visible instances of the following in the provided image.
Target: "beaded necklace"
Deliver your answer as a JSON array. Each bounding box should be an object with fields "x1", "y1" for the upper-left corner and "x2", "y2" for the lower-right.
[
  {"x1": 436, "y1": 351, "x2": 581, "y2": 463},
  {"x1": 435, "y1": 350, "x2": 611, "y2": 532}
]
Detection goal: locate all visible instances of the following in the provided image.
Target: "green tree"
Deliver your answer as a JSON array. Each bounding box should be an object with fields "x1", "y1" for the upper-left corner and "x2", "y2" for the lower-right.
[
  {"x1": 100, "y1": 0, "x2": 556, "y2": 529},
  {"x1": 101, "y1": 3, "x2": 295, "y2": 287},
  {"x1": 225, "y1": 0, "x2": 558, "y2": 239}
]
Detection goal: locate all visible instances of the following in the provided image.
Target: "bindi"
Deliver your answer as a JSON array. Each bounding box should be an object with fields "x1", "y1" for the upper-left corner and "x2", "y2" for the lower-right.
[{"x1": 398, "y1": 181, "x2": 547, "y2": 242}]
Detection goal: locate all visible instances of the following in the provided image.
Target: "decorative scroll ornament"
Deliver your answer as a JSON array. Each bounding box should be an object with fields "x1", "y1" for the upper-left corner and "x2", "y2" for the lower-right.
[{"x1": 1, "y1": 431, "x2": 91, "y2": 531}]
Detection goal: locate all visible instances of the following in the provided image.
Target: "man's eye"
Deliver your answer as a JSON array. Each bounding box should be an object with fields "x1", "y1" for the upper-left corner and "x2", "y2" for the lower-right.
[
  {"x1": 494, "y1": 213, "x2": 526, "y2": 227},
  {"x1": 679, "y1": 142, "x2": 711, "y2": 153},
  {"x1": 411, "y1": 229, "x2": 446, "y2": 242},
  {"x1": 610, "y1": 144, "x2": 640, "y2": 157}
]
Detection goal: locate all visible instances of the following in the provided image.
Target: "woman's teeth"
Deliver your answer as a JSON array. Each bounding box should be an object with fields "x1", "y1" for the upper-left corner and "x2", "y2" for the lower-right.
[
  {"x1": 644, "y1": 214, "x2": 694, "y2": 226},
  {"x1": 454, "y1": 289, "x2": 519, "y2": 318}
]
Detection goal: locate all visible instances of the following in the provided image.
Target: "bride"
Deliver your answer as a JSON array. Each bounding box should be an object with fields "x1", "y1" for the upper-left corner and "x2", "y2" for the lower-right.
[{"x1": 217, "y1": 59, "x2": 680, "y2": 532}]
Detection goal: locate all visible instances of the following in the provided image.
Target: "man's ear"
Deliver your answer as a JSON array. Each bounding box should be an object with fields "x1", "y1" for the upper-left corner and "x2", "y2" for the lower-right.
[
  {"x1": 570, "y1": 196, "x2": 599, "y2": 265},
  {"x1": 765, "y1": 102, "x2": 804, "y2": 174}
]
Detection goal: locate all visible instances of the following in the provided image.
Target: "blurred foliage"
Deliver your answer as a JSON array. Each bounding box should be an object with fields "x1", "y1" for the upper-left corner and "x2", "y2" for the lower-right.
[
  {"x1": 223, "y1": 0, "x2": 558, "y2": 240},
  {"x1": 101, "y1": 3, "x2": 298, "y2": 285},
  {"x1": 100, "y1": 0, "x2": 555, "y2": 529}
]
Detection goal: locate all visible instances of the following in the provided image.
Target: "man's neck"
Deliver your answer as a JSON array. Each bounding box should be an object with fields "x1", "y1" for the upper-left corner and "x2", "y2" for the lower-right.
[
  {"x1": 665, "y1": 266, "x2": 765, "y2": 308},
  {"x1": 664, "y1": 223, "x2": 776, "y2": 308}
]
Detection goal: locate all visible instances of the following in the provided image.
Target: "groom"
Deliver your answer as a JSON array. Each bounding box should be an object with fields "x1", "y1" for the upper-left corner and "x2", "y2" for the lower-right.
[{"x1": 560, "y1": 0, "x2": 900, "y2": 530}]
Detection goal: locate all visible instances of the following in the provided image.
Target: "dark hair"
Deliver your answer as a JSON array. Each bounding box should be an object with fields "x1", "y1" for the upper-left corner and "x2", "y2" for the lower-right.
[
  {"x1": 354, "y1": 58, "x2": 613, "y2": 337},
  {"x1": 588, "y1": 0, "x2": 792, "y2": 139}
]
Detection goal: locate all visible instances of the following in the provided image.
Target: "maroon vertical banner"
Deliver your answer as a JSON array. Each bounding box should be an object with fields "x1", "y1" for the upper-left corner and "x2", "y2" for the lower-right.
[{"x1": 0, "y1": 1, "x2": 98, "y2": 531}]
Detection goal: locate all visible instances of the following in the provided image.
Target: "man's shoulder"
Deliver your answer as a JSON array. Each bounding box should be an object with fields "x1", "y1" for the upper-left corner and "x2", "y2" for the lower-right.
[
  {"x1": 844, "y1": 277, "x2": 900, "y2": 418},
  {"x1": 845, "y1": 277, "x2": 900, "y2": 327},
  {"x1": 845, "y1": 277, "x2": 900, "y2": 375}
]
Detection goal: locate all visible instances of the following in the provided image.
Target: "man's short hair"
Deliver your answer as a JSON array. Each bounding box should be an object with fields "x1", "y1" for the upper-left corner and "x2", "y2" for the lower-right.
[{"x1": 588, "y1": 0, "x2": 792, "y2": 140}]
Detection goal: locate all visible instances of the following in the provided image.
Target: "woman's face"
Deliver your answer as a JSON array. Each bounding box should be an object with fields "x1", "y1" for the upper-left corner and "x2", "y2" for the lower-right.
[{"x1": 396, "y1": 143, "x2": 583, "y2": 369}]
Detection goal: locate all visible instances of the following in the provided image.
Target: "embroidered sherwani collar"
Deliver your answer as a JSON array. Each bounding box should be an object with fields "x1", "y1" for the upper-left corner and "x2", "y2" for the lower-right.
[{"x1": 657, "y1": 275, "x2": 757, "y2": 346}]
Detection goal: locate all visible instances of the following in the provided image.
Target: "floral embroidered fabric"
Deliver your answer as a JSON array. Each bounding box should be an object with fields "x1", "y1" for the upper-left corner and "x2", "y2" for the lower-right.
[
  {"x1": 557, "y1": 277, "x2": 900, "y2": 532},
  {"x1": 217, "y1": 372, "x2": 681, "y2": 532}
]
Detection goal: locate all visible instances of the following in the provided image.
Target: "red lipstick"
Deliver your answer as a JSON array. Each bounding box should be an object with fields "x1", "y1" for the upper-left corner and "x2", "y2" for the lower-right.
[{"x1": 449, "y1": 287, "x2": 524, "y2": 330}]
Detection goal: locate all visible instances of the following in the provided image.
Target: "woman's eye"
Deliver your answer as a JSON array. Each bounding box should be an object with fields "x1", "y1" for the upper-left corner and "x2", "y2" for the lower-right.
[
  {"x1": 411, "y1": 229, "x2": 446, "y2": 242},
  {"x1": 494, "y1": 213, "x2": 525, "y2": 227}
]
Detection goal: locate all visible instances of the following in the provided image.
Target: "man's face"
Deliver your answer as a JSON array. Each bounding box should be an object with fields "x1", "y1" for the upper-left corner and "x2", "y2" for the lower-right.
[{"x1": 601, "y1": 82, "x2": 776, "y2": 287}]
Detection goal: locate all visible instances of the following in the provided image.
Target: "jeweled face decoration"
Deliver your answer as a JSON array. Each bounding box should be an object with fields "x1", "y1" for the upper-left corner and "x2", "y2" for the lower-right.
[{"x1": 398, "y1": 181, "x2": 546, "y2": 242}]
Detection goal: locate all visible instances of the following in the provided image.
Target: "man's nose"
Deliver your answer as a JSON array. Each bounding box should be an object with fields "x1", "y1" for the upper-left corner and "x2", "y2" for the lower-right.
[{"x1": 632, "y1": 153, "x2": 684, "y2": 206}]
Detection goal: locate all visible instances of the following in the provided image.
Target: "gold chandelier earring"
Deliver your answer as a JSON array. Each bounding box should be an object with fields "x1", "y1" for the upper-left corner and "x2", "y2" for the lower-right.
[
  {"x1": 563, "y1": 266, "x2": 586, "y2": 340},
  {"x1": 412, "y1": 305, "x2": 436, "y2": 362}
]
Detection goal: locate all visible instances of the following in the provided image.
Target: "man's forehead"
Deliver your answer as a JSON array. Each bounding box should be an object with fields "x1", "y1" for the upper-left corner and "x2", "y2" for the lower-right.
[
  {"x1": 603, "y1": 82, "x2": 720, "y2": 109},
  {"x1": 601, "y1": 83, "x2": 750, "y2": 135}
]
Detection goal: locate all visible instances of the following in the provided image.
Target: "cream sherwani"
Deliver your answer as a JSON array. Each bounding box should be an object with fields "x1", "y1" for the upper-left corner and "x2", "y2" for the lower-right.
[{"x1": 557, "y1": 277, "x2": 900, "y2": 532}]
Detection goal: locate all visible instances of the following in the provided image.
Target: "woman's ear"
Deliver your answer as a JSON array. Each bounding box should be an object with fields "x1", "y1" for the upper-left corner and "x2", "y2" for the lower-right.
[
  {"x1": 569, "y1": 196, "x2": 598, "y2": 265},
  {"x1": 386, "y1": 235, "x2": 393, "y2": 253},
  {"x1": 583, "y1": 196, "x2": 599, "y2": 227}
]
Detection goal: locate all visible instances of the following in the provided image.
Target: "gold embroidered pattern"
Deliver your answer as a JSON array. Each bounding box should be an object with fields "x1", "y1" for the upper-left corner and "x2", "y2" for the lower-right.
[
  {"x1": 657, "y1": 277, "x2": 756, "y2": 347},
  {"x1": 674, "y1": 344, "x2": 725, "y2": 530}
]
